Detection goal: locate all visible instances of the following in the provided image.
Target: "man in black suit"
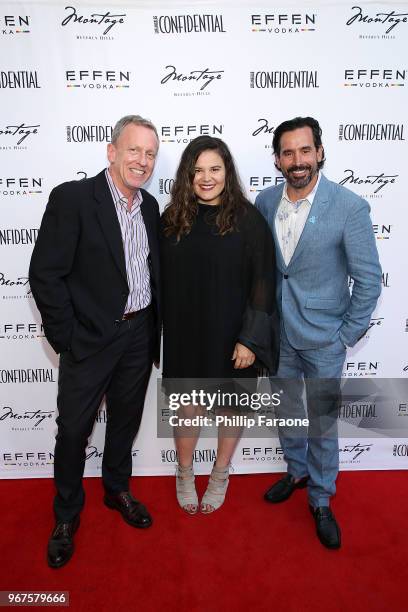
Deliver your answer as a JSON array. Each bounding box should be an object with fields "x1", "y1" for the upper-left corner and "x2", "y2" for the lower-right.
[{"x1": 29, "y1": 115, "x2": 161, "y2": 568}]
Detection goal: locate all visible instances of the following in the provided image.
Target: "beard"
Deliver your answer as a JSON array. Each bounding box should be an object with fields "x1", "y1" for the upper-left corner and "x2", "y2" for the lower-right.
[{"x1": 282, "y1": 164, "x2": 318, "y2": 190}]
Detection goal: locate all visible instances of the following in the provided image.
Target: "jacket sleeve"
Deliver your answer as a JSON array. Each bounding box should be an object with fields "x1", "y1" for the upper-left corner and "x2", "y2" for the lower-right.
[
  {"x1": 237, "y1": 206, "x2": 280, "y2": 374},
  {"x1": 339, "y1": 198, "x2": 382, "y2": 347},
  {"x1": 29, "y1": 184, "x2": 80, "y2": 353}
]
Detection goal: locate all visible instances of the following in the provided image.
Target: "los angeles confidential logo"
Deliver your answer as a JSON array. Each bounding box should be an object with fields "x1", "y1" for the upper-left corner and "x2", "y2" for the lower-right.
[
  {"x1": 338, "y1": 123, "x2": 405, "y2": 141},
  {"x1": 153, "y1": 14, "x2": 225, "y2": 34},
  {"x1": 250, "y1": 70, "x2": 318, "y2": 89},
  {"x1": 0, "y1": 71, "x2": 39, "y2": 88},
  {"x1": 66, "y1": 124, "x2": 112, "y2": 143}
]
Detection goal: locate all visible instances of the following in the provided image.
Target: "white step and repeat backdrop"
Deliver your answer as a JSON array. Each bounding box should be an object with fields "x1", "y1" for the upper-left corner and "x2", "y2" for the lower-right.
[{"x1": 1, "y1": 0, "x2": 408, "y2": 478}]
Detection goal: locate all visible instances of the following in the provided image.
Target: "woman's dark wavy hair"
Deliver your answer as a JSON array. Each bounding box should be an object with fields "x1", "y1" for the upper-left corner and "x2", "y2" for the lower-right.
[
  {"x1": 162, "y1": 136, "x2": 248, "y2": 240},
  {"x1": 273, "y1": 116, "x2": 326, "y2": 171}
]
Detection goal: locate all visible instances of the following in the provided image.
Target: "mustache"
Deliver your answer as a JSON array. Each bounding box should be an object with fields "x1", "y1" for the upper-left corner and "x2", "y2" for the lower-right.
[{"x1": 288, "y1": 165, "x2": 311, "y2": 173}]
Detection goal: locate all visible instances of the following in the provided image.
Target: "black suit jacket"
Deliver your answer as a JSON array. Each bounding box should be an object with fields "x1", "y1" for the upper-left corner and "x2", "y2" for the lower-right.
[{"x1": 29, "y1": 170, "x2": 161, "y2": 362}]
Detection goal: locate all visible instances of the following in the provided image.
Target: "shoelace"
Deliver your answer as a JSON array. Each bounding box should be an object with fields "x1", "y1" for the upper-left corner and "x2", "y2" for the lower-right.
[
  {"x1": 118, "y1": 493, "x2": 133, "y2": 508},
  {"x1": 316, "y1": 509, "x2": 333, "y2": 521},
  {"x1": 53, "y1": 523, "x2": 73, "y2": 538}
]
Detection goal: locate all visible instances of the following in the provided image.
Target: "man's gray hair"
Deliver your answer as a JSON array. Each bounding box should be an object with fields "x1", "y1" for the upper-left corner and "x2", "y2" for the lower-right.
[{"x1": 111, "y1": 115, "x2": 159, "y2": 144}]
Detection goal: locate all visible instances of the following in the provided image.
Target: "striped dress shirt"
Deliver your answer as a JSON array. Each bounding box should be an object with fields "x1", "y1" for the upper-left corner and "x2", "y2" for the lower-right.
[
  {"x1": 275, "y1": 172, "x2": 321, "y2": 266},
  {"x1": 105, "y1": 169, "x2": 151, "y2": 313}
]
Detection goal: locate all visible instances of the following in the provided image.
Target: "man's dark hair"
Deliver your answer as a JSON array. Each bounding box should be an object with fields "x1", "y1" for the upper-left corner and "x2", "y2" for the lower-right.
[{"x1": 273, "y1": 116, "x2": 325, "y2": 170}]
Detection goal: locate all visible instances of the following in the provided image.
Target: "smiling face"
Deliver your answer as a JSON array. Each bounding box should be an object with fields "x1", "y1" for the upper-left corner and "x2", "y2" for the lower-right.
[
  {"x1": 107, "y1": 123, "x2": 158, "y2": 198},
  {"x1": 275, "y1": 126, "x2": 323, "y2": 200},
  {"x1": 192, "y1": 149, "x2": 226, "y2": 205}
]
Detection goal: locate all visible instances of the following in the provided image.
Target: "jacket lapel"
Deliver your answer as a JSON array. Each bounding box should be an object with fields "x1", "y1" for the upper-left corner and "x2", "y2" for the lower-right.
[
  {"x1": 268, "y1": 183, "x2": 286, "y2": 270},
  {"x1": 94, "y1": 171, "x2": 127, "y2": 282},
  {"x1": 140, "y1": 193, "x2": 155, "y2": 255},
  {"x1": 287, "y1": 173, "x2": 330, "y2": 268}
]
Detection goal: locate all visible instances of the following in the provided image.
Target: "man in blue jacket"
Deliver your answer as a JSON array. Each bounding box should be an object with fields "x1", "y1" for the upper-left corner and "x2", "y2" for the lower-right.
[{"x1": 255, "y1": 116, "x2": 381, "y2": 549}]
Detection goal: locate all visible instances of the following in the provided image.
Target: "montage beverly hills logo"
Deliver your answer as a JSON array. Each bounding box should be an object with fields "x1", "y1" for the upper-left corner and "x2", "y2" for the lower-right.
[
  {"x1": 0, "y1": 122, "x2": 40, "y2": 151},
  {"x1": 339, "y1": 442, "x2": 373, "y2": 463},
  {"x1": 250, "y1": 11, "x2": 317, "y2": 34},
  {"x1": 252, "y1": 118, "x2": 276, "y2": 150},
  {"x1": 338, "y1": 168, "x2": 399, "y2": 199},
  {"x1": 363, "y1": 317, "x2": 385, "y2": 339},
  {"x1": 84, "y1": 445, "x2": 140, "y2": 469},
  {"x1": 0, "y1": 271, "x2": 32, "y2": 300},
  {"x1": 346, "y1": 5, "x2": 408, "y2": 39},
  {"x1": 0, "y1": 404, "x2": 53, "y2": 432},
  {"x1": 60, "y1": 5, "x2": 127, "y2": 40},
  {"x1": 160, "y1": 64, "x2": 224, "y2": 97}
]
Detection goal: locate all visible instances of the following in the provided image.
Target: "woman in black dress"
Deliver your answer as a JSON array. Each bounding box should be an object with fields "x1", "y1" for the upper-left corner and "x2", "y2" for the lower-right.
[{"x1": 161, "y1": 136, "x2": 279, "y2": 514}]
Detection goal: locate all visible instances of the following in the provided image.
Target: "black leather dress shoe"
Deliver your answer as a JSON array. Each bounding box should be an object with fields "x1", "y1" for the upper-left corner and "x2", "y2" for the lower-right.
[
  {"x1": 310, "y1": 506, "x2": 341, "y2": 549},
  {"x1": 264, "y1": 473, "x2": 309, "y2": 503},
  {"x1": 47, "y1": 515, "x2": 80, "y2": 569},
  {"x1": 104, "y1": 492, "x2": 152, "y2": 528}
]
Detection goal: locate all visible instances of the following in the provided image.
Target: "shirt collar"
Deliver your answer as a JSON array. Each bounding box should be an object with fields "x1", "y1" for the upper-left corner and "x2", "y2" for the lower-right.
[
  {"x1": 282, "y1": 171, "x2": 321, "y2": 207},
  {"x1": 105, "y1": 168, "x2": 142, "y2": 210}
]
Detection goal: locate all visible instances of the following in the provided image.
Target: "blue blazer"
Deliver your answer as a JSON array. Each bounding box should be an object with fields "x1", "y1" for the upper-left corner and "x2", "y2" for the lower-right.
[{"x1": 255, "y1": 173, "x2": 382, "y2": 349}]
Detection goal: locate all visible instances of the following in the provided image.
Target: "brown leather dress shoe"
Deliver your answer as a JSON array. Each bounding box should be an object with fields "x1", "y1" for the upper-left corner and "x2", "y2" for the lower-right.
[
  {"x1": 47, "y1": 515, "x2": 80, "y2": 569},
  {"x1": 264, "y1": 473, "x2": 309, "y2": 503},
  {"x1": 104, "y1": 492, "x2": 152, "y2": 528}
]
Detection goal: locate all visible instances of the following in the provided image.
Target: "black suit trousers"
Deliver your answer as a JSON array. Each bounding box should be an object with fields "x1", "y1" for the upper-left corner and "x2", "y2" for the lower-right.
[{"x1": 54, "y1": 307, "x2": 154, "y2": 521}]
